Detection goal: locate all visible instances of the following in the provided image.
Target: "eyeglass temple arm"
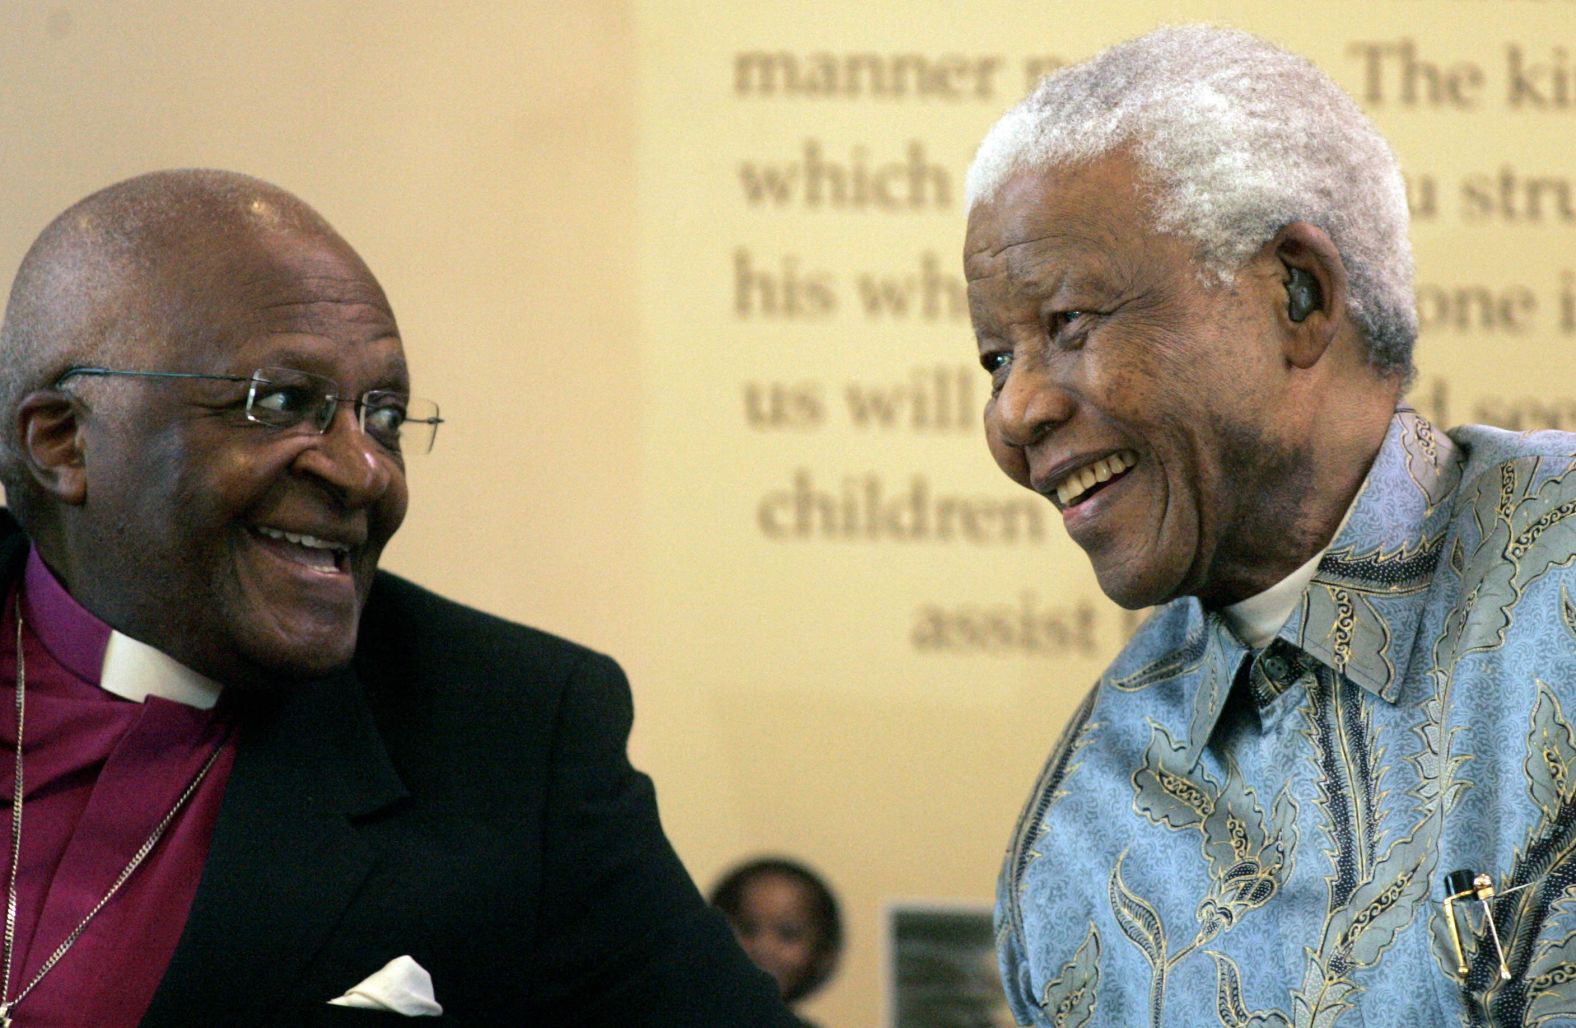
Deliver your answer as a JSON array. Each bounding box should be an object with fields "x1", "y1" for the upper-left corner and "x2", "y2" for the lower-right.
[{"x1": 53, "y1": 367, "x2": 251, "y2": 388}]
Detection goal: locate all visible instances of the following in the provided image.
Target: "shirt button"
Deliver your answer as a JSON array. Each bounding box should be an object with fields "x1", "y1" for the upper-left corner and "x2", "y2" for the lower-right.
[{"x1": 1263, "y1": 654, "x2": 1290, "y2": 681}]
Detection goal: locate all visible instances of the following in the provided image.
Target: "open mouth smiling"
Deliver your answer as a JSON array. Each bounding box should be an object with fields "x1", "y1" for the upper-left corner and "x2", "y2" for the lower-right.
[
  {"x1": 249, "y1": 524, "x2": 353, "y2": 573},
  {"x1": 1046, "y1": 450, "x2": 1139, "y2": 509}
]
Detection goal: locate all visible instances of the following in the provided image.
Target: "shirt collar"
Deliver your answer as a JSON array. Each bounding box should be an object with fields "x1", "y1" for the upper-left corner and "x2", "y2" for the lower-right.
[
  {"x1": 1168, "y1": 408, "x2": 1464, "y2": 768},
  {"x1": 1283, "y1": 408, "x2": 1463, "y2": 702},
  {"x1": 23, "y1": 549, "x2": 223, "y2": 709}
]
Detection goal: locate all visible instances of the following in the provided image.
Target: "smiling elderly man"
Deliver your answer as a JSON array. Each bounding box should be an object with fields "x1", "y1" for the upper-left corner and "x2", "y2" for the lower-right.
[
  {"x1": 0, "y1": 170, "x2": 789, "y2": 1026},
  {"x1": 965, "y1": 27, "x2": 1576, "y2": 1027}
]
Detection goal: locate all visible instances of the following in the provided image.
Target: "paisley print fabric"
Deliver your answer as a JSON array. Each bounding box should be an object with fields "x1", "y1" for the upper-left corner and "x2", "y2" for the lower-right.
[{"x1": 998, "y1": 410, "x2": 1576, "y2": 1027}]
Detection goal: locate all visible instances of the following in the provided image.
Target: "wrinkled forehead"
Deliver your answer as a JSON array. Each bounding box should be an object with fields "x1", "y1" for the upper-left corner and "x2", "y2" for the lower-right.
[
  {"x1": 964, "y1": 154, "x2": 1154, "y2": 275},
  {"x1": 143, "y1": 223, "x2": 402, "y2": 371},
  {"x1": 210, "y1": 229, "x2": 394, "y2": 329},
  {"x1": 963, "y1": 157, "x2": 1163, "y2": 320}
]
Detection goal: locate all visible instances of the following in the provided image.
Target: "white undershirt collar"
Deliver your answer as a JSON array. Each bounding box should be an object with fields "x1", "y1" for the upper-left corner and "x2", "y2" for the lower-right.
[
  {"x1": 1220, "y1": 548, "x2": 1325, "y2": 649},
  {"x1": 1220, "y1": 490, "x2": 1361, "y2": 650}
]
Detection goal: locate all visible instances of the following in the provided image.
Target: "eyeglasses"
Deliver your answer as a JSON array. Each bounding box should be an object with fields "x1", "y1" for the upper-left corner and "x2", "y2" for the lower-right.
[{"x1": 53, "y1": 365, "x2": 444, "y2": 455}]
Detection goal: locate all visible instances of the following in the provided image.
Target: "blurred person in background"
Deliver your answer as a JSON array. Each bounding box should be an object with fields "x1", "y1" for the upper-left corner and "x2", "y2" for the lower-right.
[{"x1": 712, "y1": 856, "x2": 844, "y2": 1024}]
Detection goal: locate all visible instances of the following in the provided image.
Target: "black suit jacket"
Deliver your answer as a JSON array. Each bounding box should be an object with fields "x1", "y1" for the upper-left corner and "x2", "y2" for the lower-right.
[{"x1": 0, "y1": 516, "x2": 790, "y2": 1026}]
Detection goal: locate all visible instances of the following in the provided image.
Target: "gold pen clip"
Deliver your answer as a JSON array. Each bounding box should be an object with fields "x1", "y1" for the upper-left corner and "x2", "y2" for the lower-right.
[{"x1": 1442, "y1": 869, "x2": 1531, "y2": 982}]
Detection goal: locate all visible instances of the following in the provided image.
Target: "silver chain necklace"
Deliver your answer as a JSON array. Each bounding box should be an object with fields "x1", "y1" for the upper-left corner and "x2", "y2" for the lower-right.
[{"x1": 0, "y1": 604, "x2": 224, "y2": 1027}]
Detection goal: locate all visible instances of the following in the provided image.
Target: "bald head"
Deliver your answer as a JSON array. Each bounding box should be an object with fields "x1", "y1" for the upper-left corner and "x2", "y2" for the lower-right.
[{"x1": 0, "y1": 170, "x2": 357, "y2": 524}]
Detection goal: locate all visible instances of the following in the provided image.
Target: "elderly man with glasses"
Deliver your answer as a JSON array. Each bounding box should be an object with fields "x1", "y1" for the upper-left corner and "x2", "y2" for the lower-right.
[{"x1": 0, "y1": 170, "x2": 790, "y2": 1026}]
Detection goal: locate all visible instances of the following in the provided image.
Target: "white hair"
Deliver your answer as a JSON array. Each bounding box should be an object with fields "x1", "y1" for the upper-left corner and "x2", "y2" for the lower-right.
[{"x1": 966, "y1": 25, "x2": 1416, "y2": 374}]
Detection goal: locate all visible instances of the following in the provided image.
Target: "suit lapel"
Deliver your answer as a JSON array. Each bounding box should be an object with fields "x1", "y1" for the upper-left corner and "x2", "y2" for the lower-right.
[{"x1": 143, "y1": 669, "x2": 407, "y2": 1027}]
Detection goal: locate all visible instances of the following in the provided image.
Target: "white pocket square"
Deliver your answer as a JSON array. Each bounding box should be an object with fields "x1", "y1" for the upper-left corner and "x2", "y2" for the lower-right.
[{"x1": 328, "y1": 955, "x2": 443, "y2": 1017}]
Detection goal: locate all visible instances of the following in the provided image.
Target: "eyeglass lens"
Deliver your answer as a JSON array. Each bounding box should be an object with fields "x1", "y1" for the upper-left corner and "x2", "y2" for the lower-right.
[{"x1": 244, "y1": 367, "x2": 440, "y2": 454}]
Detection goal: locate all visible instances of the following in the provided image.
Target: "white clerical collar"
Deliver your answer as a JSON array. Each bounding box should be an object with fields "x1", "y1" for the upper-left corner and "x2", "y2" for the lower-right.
[
  {"x1": 1221, "y1": 491, "x2": 1361, "y2": 650},
  {"x1": 100, "y1": 630, "x2": 223, "y2": 710}
]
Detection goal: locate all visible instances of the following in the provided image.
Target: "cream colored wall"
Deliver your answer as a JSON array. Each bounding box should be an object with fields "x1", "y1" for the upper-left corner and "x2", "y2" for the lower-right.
[{"x1": 3, "y1": 4, "x2": 1573, "y2": 1026}]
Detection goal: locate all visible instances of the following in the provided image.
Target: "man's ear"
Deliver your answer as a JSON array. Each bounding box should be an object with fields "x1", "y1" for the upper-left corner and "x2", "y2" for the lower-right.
[
  {"x1": 15, "y1": 390, "x2": 89, "y2": 506},
  {"x1": 1267, "y1": 221, "x2": 1349, "y2": 370}
]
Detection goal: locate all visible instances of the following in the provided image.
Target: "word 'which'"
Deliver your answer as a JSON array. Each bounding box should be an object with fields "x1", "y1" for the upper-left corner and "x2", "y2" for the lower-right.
[{"x1": 739, "y1": 140, "x2": 952, "y2": 211}]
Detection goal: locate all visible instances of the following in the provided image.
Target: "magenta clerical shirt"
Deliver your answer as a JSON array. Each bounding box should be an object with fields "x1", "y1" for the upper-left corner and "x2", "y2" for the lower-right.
[{"x1": 0, "y1": 551, "x2": 236, "y2": 1026}]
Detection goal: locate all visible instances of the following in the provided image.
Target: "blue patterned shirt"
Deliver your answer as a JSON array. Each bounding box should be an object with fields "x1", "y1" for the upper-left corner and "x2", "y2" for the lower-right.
[{"x1": 997, "y1": 410, "x2": 1576, "y2": 1027}]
